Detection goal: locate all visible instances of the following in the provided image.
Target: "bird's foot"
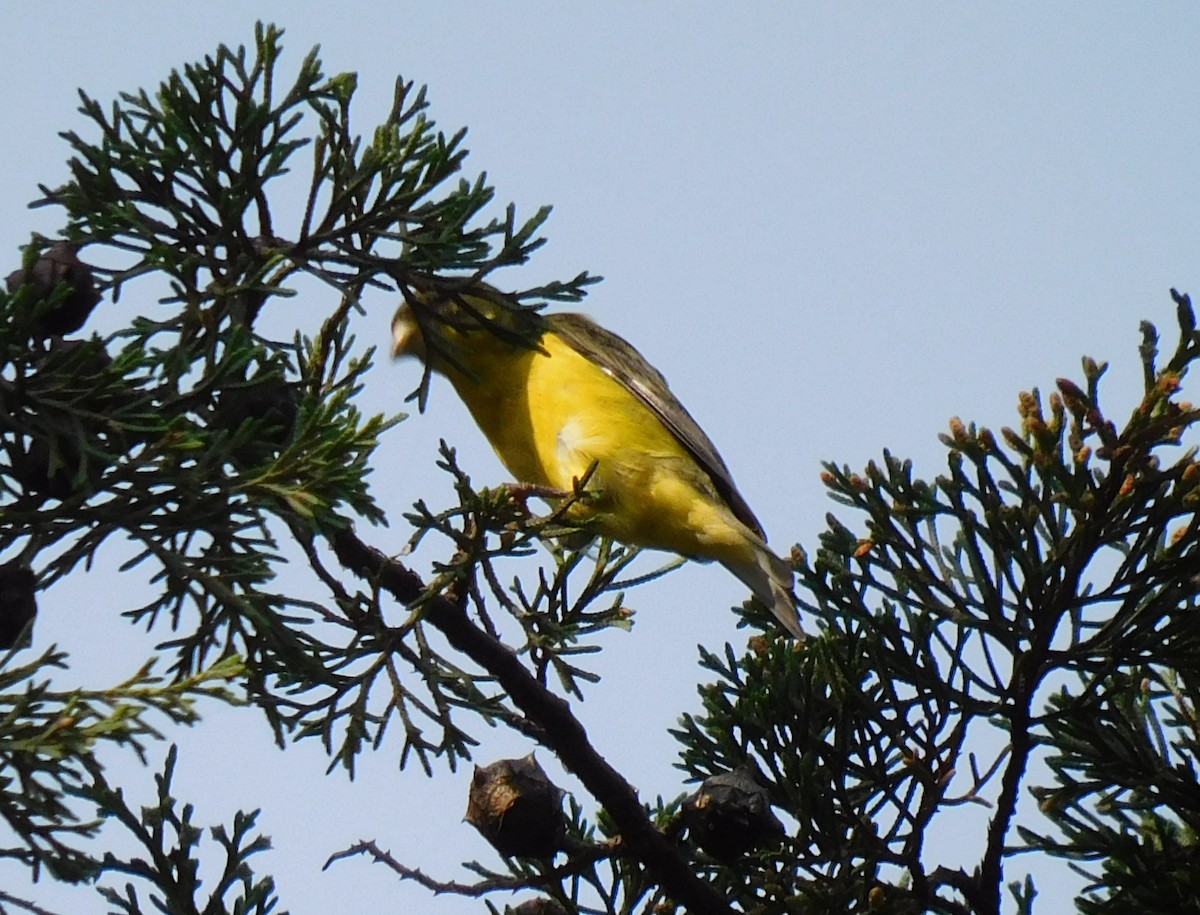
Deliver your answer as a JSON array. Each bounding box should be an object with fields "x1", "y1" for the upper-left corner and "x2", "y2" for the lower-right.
[{"x1": 500, "y1": 481, "x2": 571, "y2": 516}]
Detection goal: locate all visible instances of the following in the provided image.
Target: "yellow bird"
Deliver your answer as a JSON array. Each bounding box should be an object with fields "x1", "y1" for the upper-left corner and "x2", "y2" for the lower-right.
[{"x1": 391, "y1": 286, "x2": 803, "y2": 639}]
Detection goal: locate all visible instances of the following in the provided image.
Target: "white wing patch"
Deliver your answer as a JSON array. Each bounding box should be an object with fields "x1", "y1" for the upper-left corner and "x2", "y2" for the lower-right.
[{"x1": 555, "y1": 416, "x2": 598, "y2": 481}]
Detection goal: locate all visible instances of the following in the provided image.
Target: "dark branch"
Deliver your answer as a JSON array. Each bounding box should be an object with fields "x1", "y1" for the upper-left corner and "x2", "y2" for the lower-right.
[
  {"x1": 326, "y1": 837, "x2": 609, "y2": 897},
  {"x1": 329, "y1": 526, "x2": 734, "y2": 915}
]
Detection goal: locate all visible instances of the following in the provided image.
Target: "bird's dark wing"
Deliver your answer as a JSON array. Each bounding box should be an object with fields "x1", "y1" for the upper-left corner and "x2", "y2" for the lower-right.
[{"x1": 547, "y1": 312, "x2": 767, "y2": 539}]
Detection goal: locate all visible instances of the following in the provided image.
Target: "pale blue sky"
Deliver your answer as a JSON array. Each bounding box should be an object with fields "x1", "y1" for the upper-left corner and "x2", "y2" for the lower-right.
[{"x1": 3, "y1": 5, "x2": 1199, "y2": 913}]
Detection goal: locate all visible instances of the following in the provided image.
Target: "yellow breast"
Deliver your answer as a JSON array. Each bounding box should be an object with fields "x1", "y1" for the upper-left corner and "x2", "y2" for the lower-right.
[{"x1": 445, "y1": 331, "x2": 755, "y2": 566}]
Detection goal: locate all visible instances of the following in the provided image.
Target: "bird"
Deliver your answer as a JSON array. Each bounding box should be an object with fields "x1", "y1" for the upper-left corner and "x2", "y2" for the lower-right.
[{"x1": 391, "y1": 285, "x2": 803, "y2": 639}]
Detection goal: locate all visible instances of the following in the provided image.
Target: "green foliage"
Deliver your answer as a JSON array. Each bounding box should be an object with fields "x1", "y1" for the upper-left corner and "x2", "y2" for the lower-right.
[
  {"x1": 667, "y1": 294, "x2": 1200, "y2": 914},
  {"x1": 2, "y1": 21, "x2": 599, "y2": 912},
  {"x1": 0, "y1": 651, "x2": 242, "y2": 885},
  {"x1": 90, "y1": 746, "x2": 283, "y2": 915},
  {"x1": 1022, "y1": 666, "x2": 1200, "y2": 915}
]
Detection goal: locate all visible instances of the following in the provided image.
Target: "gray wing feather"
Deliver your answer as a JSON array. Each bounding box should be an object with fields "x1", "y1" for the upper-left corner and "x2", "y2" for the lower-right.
[{"x1": 547, "y1": 313, "x2": 767, "y2": 539}]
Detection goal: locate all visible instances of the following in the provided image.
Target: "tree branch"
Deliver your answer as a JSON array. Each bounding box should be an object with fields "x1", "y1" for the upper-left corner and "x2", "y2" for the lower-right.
[
  {"x1": 330, "y1": 526, "x2": 734, "y2": 915},
  {"x1": 0, "y1": 888, "x2": 63, "y2": 915},
  {"x1": 326, "y1": 837, "x2": 610, "y2": 898}
]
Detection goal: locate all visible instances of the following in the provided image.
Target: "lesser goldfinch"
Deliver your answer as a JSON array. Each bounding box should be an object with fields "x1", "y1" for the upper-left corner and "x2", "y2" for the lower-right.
[{"x1": 391, "y1": 287, "x2": 803, "y2": 639}]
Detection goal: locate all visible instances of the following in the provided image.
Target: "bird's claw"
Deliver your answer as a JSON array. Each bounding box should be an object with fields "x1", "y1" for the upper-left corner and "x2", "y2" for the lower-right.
[{"x1": 499, "y1": 481, "x2": 571, "y2": 516}]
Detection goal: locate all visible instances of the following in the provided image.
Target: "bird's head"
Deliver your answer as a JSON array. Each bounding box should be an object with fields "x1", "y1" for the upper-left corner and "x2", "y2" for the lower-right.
[
  {"x1": 391, "y1": 285, "x2": 545, "y2": 371},
  {"x1": 390, "y1": 301, "x2": 427, "y2": 361}
]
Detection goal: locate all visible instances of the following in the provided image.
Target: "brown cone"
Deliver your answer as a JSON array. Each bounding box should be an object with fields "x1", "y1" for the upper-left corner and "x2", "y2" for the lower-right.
[{"x1": 465, "y1": 754, "x2": 567, "y2": 858}]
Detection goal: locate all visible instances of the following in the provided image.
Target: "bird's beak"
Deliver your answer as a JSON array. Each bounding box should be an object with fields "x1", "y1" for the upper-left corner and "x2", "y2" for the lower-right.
[{"x1": 391, "y1": 305, "x2": 425, "y2": 360}]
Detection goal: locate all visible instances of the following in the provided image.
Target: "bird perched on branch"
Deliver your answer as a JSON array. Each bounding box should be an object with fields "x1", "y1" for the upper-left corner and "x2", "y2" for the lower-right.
[{"x1": 391, "y1": 285, "x2": 803, "y2": 639}]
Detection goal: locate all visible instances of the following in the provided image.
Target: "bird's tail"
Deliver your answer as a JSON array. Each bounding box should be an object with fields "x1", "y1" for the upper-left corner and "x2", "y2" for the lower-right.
[{"x1": 723, "y1": 544, "x2": 805, "y2": 640}]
